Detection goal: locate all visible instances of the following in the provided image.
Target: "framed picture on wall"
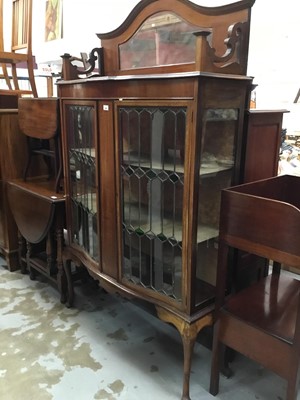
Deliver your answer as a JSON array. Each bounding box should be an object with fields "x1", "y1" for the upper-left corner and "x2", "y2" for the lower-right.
[{"x1": 45, "y1": 0, "x2": 63, "y2": 41}]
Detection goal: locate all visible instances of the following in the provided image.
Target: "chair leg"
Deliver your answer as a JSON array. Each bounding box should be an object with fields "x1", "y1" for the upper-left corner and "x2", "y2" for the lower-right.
[
  {"x1": 54, "y1": 136, "x2": 63, "y2": 192},
  {"x1": 23, "y1": 137, "x2": 32, "y2": 181},
  {"x1": 11, "y1": 64, "x2": 20, "y2": 91},
  {"x1": 43, "y1": 154, "x2": 53, "y2": 180},
  {"x1": 210, "y1": 320, "x2": 222, "y2": 396},
  {"x1": 1, "y1": 64, "x2": 13, "y2": 90},
  {"x1": 27, "y1": 58, "x2": 38, "y2": 97}
]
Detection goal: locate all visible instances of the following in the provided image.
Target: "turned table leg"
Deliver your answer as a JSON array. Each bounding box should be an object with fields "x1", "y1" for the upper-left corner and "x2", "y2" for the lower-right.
[
  {"x1": 62, "y1": 258, "x2": 74, "y2": 308},
  {"x1": 56, "y1": 226, "x2": 67, "y2": 304},
  {"x1": 17, "y1": 231, "x2": 26, "y2": 274},
  {"x1": 26, "y1": 241, "x2": 36, "y2": 280}
]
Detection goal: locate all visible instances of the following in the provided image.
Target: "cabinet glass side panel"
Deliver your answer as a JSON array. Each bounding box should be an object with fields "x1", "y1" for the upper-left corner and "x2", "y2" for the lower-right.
[
  {"x1": 196, "y1": 108, "x2": 238, "y2": 307},
  {"x1": 65, "y1": 104, "x2": 99, "y2": 261},
  {"x1": 119, "y1": 106, "x2": 187, "y2": 301}
]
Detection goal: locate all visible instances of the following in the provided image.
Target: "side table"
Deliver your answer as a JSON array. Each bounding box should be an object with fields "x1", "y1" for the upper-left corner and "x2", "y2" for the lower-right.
[{"x1": 7, "y1": 179, "x2": 72, "y2": 305}]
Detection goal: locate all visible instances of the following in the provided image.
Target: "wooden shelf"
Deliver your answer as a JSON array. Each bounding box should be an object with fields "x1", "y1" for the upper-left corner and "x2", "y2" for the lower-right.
[
  {"x1": 124, "y1": 202, "x2": 218, "y2": 243},
  {"x1": 72, "y1": 148, "x2": 96, "y2": 158},
  {"x1": 123, "y1": 154, "x2": 233, "y2": 176}
]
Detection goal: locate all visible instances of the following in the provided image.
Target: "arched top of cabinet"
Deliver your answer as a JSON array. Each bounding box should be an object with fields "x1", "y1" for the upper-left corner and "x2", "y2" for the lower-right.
[{"x1": 96, "y1": 0, "x2": 255, "y2": 77}]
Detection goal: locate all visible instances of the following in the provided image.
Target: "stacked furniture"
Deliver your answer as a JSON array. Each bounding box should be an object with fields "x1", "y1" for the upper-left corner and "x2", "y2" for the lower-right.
[{"x1": 5, "y1": 97, "x2": 71, "y2": 304}]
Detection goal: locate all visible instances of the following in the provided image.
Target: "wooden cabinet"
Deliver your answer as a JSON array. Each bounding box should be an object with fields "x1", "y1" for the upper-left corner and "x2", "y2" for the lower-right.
[
  {"x1": 234, "y1": 109, "x2": 288, "y2": 289},
  {"x1": 0, "y1": 109, "x2": 26, "y2": 270},
  {"x1": 243, "y1": 109, "x2": 288, "y2": 183},
  {"x1": 58, "y1": 0, "x2": 255, "y2": 398}
]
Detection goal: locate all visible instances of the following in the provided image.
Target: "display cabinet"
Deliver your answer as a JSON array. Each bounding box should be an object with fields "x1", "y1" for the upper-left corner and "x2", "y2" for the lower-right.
[{"x1": 58, "y1": 0, "x2": 255, "y2": 398}]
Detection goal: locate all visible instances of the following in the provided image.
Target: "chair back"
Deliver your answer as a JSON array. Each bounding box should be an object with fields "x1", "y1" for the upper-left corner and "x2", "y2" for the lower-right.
[
  {"x1": 11, "y1": 0, "x2": 33, "y2": 54},
  {"x1": 0, "y1": 0, "x2": 37, "y2": 97}
]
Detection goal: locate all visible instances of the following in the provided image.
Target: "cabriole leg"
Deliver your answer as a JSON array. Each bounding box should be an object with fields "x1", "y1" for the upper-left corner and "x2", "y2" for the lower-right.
[{"x1": 156, "y1": 306, "x2": 212, "y2": 400}]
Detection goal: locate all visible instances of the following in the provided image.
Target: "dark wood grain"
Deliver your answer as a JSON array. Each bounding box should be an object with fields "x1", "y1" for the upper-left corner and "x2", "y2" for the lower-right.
[{"x1": 210, "y1": 175, "x2": 300, "y2": 400}]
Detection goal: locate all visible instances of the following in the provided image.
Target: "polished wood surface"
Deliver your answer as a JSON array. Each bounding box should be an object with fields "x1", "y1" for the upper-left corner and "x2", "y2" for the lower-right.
[
  {"x1": 223, "y1": 273, "x2": 298, "y2": 343},
  {"x1": 0, "y1": 104, "x2": 58, "y2": 270},
  {"x1": 243, "y1": 110, "x2": 288, "y2": 183},
  {"x1": 58, "y1": 1, "x2": 256, "y2": 399},
  {"x1": 18, "y1": 98, "x2": 59, "y2": 139},
  {"x1": 97, "y1": 0, "x2": 254, "y2": 76},
  {"x1": 0, "y1": 104, "x2": 54, "y2": 271},
  {"x1": 7, "y1": 179, "x2": 64, "y2": 243},
  {"x1": 59, "y1": 34, "x2": 252, "y2": 400},
  {"x1": 0, "y1": 109, "x2": 26, "y2": 270},
  {"x1": 61, "y1": 0, "x2": 254, "y2": 80},
  {"x1": 18, "y1": 97, "x2": 63, "y2": 192},
  {"x1": 210, "y1": 175, "x2": 300, "y2": 400},
  {"x1": 6, "y1": 178, "x2": 70, "y2": 304}
]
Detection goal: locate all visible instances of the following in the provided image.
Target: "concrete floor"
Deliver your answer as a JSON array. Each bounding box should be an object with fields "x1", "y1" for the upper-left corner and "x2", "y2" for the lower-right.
[{"x1": 0, "y1": 256, "x2": 294, "y2": 400}]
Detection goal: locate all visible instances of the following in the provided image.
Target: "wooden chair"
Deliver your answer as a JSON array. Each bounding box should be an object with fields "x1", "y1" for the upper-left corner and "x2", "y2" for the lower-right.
[
  {"x1": 18, "y1": 97, "x2": 62, "y2": 192},
  {"x1": 0, "y1": 0, "x2": 38, "y2": 97},
  {"x1": 210, "y1": 175, "x2": 300, "y2": 400}
]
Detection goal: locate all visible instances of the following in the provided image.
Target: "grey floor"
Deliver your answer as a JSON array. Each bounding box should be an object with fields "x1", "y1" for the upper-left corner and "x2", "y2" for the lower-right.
[{"x1": 0, "y1": 256, "x2": 294, "y2": 400}]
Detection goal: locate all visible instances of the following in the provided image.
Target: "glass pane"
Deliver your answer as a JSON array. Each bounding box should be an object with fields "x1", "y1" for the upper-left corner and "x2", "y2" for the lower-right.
[
  {"x1": 196, "y1": 108, "x2": 238, "y2": 307},
  {"x1": 119, "y1": 105, "x2": 186, "y2": 301},
  {"x1": 119, "y1": 12, "x2": 201, "y2": 70},
  {"x1": 66, "y1": 105, "x2": 99, "y2": 261}
]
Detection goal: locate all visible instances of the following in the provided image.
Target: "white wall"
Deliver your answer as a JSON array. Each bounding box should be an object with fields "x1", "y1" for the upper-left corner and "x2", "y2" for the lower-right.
[{"x1": 33, "y1": 0, "x2": 140, "y2": 64}]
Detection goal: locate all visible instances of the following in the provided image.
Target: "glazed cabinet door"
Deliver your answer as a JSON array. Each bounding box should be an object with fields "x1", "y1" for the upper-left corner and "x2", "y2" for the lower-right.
[
  {"x1": 115, "y1": 84, "x2": 248, "y2": 313},
  {"x1": 116, "y1": 101, "x2": 190, "y2": 309},
  {"x1": 62, "y1": 101, "x2": 99, "y2": 262}
]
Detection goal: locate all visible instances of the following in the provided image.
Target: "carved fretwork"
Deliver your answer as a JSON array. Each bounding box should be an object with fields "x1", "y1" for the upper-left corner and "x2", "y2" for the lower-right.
[
  {"x1": 61, "y1": 47, "x2": 104, "y2": 81},
  {"x1": 212, "y1": 22, "x2": 246, "y2": 65},
  {"x1": 195, "y1": 22, "x2": 249, "y2": 75}
]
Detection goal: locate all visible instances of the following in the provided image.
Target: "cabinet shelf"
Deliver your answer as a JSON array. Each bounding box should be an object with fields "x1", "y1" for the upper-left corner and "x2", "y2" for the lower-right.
[
  {"x1": 123, "y1": 154, "x2": 233, "y2": 176},
  {"x1": 124, "y1": 202, "x2": 218, "y2": 243},
  {"x1": 71, "y1": 148, "x2": 96, "y2": 159}
]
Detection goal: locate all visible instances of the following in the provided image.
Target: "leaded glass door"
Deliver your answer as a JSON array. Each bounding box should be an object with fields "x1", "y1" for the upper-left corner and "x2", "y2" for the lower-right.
[
  {"x1": 64, "y1": 101, "x2": 99, "y2": 261},
  {"x1": 117, "y1": 101, "x2": 189, "y2": 303}
]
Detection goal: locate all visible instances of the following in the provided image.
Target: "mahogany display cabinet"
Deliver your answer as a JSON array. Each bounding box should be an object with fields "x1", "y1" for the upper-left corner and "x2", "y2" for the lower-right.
[{"x1": 58, "y1": 0, "x2": 256, "y2": 398}]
